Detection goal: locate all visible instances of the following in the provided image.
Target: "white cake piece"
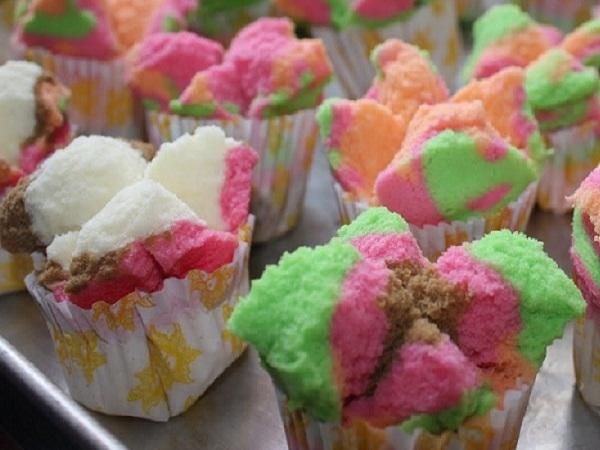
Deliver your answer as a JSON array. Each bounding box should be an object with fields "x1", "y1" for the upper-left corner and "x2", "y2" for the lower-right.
[
  {"x1": 25, "y1": 136, "x2": 147, "y2": 244},
  {"x1": 47, "y1": 231, "x2": 79, "y2": 270},
  {"x1": 146, "y1": 126, "x2": 239, "y2": 231},
  {"x1": 74, "y1": 180, "x2": 201, "y2": 257},
  {"x1": 0, "y1": 61, "x2": 42, "y2": 165}
]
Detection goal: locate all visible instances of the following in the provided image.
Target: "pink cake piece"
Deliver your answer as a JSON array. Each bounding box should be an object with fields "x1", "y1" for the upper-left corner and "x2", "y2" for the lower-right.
[
  {"x1": 67, "y1": 241, "x2": 165, "y2": 309},
  {"x1": 221, "y1": 144, "x2": 259, "y2": 231},
  {"x1": 353, "y1": 0, "x2": 416, "y2": 20},
  {"x1": 350, "y1": 233, "x2": 425, "y2": 267},
  {"x1": 127, "y1": 32, "x2": 224, "y2": 111},
  {"x1": 345, "y1": 337, "x2": 480, "y2": 428},
  {"x1": 144, "y1": 220, "x2": 239, "y2": 279}
]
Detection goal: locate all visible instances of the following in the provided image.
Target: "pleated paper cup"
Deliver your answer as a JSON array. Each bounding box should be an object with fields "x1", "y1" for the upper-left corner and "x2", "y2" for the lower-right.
[
  {"x1": 334, "y1": 182, "x2": 538, "y2": 260},
  {"x1": 0, "y1": 249, "x2": 33, "y2": 295},
  {"x1": 146, "y1": 110, "x2": 319, "y2": 243},
  {"x1": 573, "y1": 306, "x2": 600, "y2": 416},
  {"x1": 26, "y1": 221, "x2": 253, "y2": 421},
  {"x1": 312, "y1": 0, "x2": 463, "y2": 98},
  {"x1": 277, "y1": 383, "x2": 532, "y2": 450},
  {"x1": 13, "y1": 45, "x2": 142, "y2": 138},
  {"x1": 537, "y1": 121, "x2": 600, "y2": 214}
]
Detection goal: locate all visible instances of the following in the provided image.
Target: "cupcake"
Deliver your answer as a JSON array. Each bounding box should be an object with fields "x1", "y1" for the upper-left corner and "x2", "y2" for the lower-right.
[
  {"x1": 525, "y1": 48, "x2": 600, "y2": 213},
  {"x1": 1, "y1": 126, "x2": 257, "y2": 420},
  {"x1": 229, "y1": 207, "x2": 585, "y2": 450},
  {"x1": 0, "y1": 60, "x2": 71, "y2": 294},
  {"x1": 561, "y1": 18, "x2": 600, "y2": 68},
  {"x1": 144, "y1": 18, "x2": 332, "y2": 243},
  {"x1": 320, "y1": 41, "x2": 542, "y2": 260},
  {"x1": 461, "y1": 4, "x2": 562, "y2": 83},
  {"x1": 12, "y1": 0, "x2": 197, "y2": 136},
  {"x1": 516, "y1": 0, "x2": 596, "y2": 31},
  {"x1": 570, "y1": 167, "x2": 600, "y2": 415},
  {"x1": 275, "y1": 0, "x2": 462, "y2": 96}
]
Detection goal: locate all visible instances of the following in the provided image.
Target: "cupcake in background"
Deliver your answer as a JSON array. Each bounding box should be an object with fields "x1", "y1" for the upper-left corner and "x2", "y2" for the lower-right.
[
  {"x1": 561, "y1": 18, "x2": 600, "y2": 69},
  {"x1": 569, "y1": 166, "x2": 600, "y2": 416},
  {"x1": 321, "y1": 40, "x2": 542, "y2": 259},
  {"x1": 144, "y1": 18, "x2": 332, "y2": 242},
  {"x1": 275, "y1": 0, "x2": 462, "y2": 97},
  {"x1": 12, "y1": 0, "x2": 197, "y2": 136},
  {"x1": 229, "y1": 207, "x2": 585, "y2": 450},
  {"x1": 191, "y1": 0, "x2": 273, "y2": 44},
  {"x1": 0, "y1": 60, "x2": 71, "y2": 294},
  {"x1": 461, "y1": 4, "x2": 561, "y2": 83},
  {"x1": 516, "y1": 0, "x2": 596, "y2": 31},
  {"x1": 525, "y1": 48, "x2": 600, "y2": 213},
  {"x1": 1, "y1": 126, "x2": 258, "y2": 420}
]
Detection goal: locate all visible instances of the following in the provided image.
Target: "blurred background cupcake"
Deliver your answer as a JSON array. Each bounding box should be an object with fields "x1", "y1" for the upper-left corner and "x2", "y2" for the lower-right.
[
  {"x1": 229, "y1": 208, "x2": 585, "y2": 450},
  {"x1": 0, "y1": 127, "x2": 257, "y2": 420},
  {"x1": 0, "y1": 60, "x2": 71, "y2": 294},
  {"x1": 11, "y1": 0, "x2": 198, "y2": 137},
  {"x1": 140, "y1": 18, "x2": 333, "y2": 243},
  {"x1": 275, "y1": 0, "x2": 463, "y2": 97},
  {"x1": 321, "y1": 39, "x2": 544, "y2": 259}
]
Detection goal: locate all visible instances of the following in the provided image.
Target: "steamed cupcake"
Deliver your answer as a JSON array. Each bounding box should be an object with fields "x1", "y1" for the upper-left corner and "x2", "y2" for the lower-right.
[
  {"x1": 569, "y1": 166, "x2": 600, "y2": 415},
  {"x1": 561, "y1": 18, "x2": 600, "y2": 68},
  {"x1": 320, "y1": 41, "x2": 542, "y2": 259},
  {"x1": 0, "y1": 60, "x2": 71, "y2": 294},
  {"x1": 275, "y1": 0, "x2": 462, "y2": 97},
  {"x1": 146, "y1": 18, "x2": 332, "y2": 242},
  {"x1": 1, "y1": 126, "x2": 258, "y2": 420},
  {"x1": 229, "y1": 208, "x2": 584, "y2": 449},
  {"x1": 525, "y1": 48, "x2": 600, "y2": 213},
  {"x1": 462, "y1": 4, "x2": 561, "y2": 83},
  {"x1": 13, "y1": 0, "x2": 197, "y2": 136}
]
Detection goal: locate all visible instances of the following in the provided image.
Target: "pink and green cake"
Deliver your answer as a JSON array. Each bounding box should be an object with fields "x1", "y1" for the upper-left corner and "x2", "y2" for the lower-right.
[{"x1": 562, "y1": 19, "x2": 600, "y2": 68}]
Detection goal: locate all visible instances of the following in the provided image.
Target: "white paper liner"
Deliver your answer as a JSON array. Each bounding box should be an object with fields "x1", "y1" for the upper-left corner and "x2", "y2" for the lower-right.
[
  {"x1": 334, "y1": 182, "x2": 538, "y2": 260},
  {"x1": 12, "y1": 45, "x2": 142, "y2": 138},
  {"x1": 0, "y1": 248, "x2": 32, "y2": 295},
  {"x1": 146, "y1": 110, "x2": 319, "y2": 243},
  {"x1": 277, "y1": 382, "x2": 532, "y2": 450},
  {"x1": 573, "y1": 309, "x2": 600, "y2": 416},
  {"x1": 312, "y1": 0, "x2": 463, "y2": 98},
  {"x1": 537, "y1": 122, "x2": 600, "y2": 214},
  {"x1": 26, "y1": 221, "x2": 253, "y2": 421}
]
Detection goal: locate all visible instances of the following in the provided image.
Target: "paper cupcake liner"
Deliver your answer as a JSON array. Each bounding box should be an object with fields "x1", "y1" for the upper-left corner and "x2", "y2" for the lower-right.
[
  {"x1": 277, "y1": 382, "x2": 532, "y2": 450},
  {"x1": 573, "y1": 306, "x2": 600, "y2": 416},
  {"x1": 0, "y1": 249, "x2": 33, "y2": 295},
  {"x1": 13, "y1": 45, "x2": 142, "y2": 138},
  {"x1": 334, "y1": 182, "x2": 538, "y2": 260},
  {"x1": 0, "y1": 0, "x2": 15, "y2": 64},
  {"x1": 312, "y1": 0, "x2": 463, "y2": 98},
  {"x1": 517, "y1": 0, "x2": 595, "y2": 30},
  {"x1": 537, "y1": 122, "x2": 600, "y2": 214},
  {"x1": 26, "y1": 220, "x2": 253, "y2": 421},
  {"x1": 146, "y1": 110, "x2": 319, "y2": 243}
]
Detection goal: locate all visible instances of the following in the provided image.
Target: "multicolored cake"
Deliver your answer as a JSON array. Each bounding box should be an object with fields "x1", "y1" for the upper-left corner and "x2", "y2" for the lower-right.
[
  {"x1": 127, "y1": 32, "x2": 224, "y2": 111},
  {"x1": 229, "y1": 208, "x2": 584, "y2": 441},
  {"x1": 374, "y1": 102, "x2": 538, "y2": 227},
  {"x1": 0, "y1": 60, "x2": 71, "y2": 195},
  {"x1": 462, "y1": 4, "x2": 562, "y2": 82},
  {"x1": 170, "y1": 18, "x2": 333, "y2": 119},
  {"x1": 525, "y1": 48, "x2": 600, "y2": 133},
  {"x1": 561, "y1": 19, "x2": 600, "y2": 68},
  {"x1": 13, "y1": 0, "x2": 198, "y2": 59}
]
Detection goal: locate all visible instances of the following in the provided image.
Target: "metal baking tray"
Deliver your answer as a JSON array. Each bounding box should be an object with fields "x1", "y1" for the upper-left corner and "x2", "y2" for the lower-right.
[{"x1": 1, "y1": 151, "x2": 599, "y2": 449}]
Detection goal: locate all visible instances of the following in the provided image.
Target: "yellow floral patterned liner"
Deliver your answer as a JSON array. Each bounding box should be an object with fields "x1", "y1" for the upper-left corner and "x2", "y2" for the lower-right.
[
  {"x1": 277, "y1": 382, "x2": 532, "y2": 450},
  {"x1": 146, "y1": 110, "x2": 319, "y2": 243},
  {"x1": 334, "y1": 182, "x2": 538, "y2": 261},
  {"x1": 26, "y1": 220, "x2": 253, "y2": 421},
  {"x1": 14, "y1": 45, "x2": 142, "y2": 138},
  {"x1": 573, "y1": 310, "x2": 600, "y2": 416},
  {"x1": 537, "y1": 121, "x2": 600, "y2": 214},
  {"x1": 312, "y1": 0, "x2": 463, "y2": 98},
  {"x1": 0, "y1": 248, "x2": 33, "y2": 295}
]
